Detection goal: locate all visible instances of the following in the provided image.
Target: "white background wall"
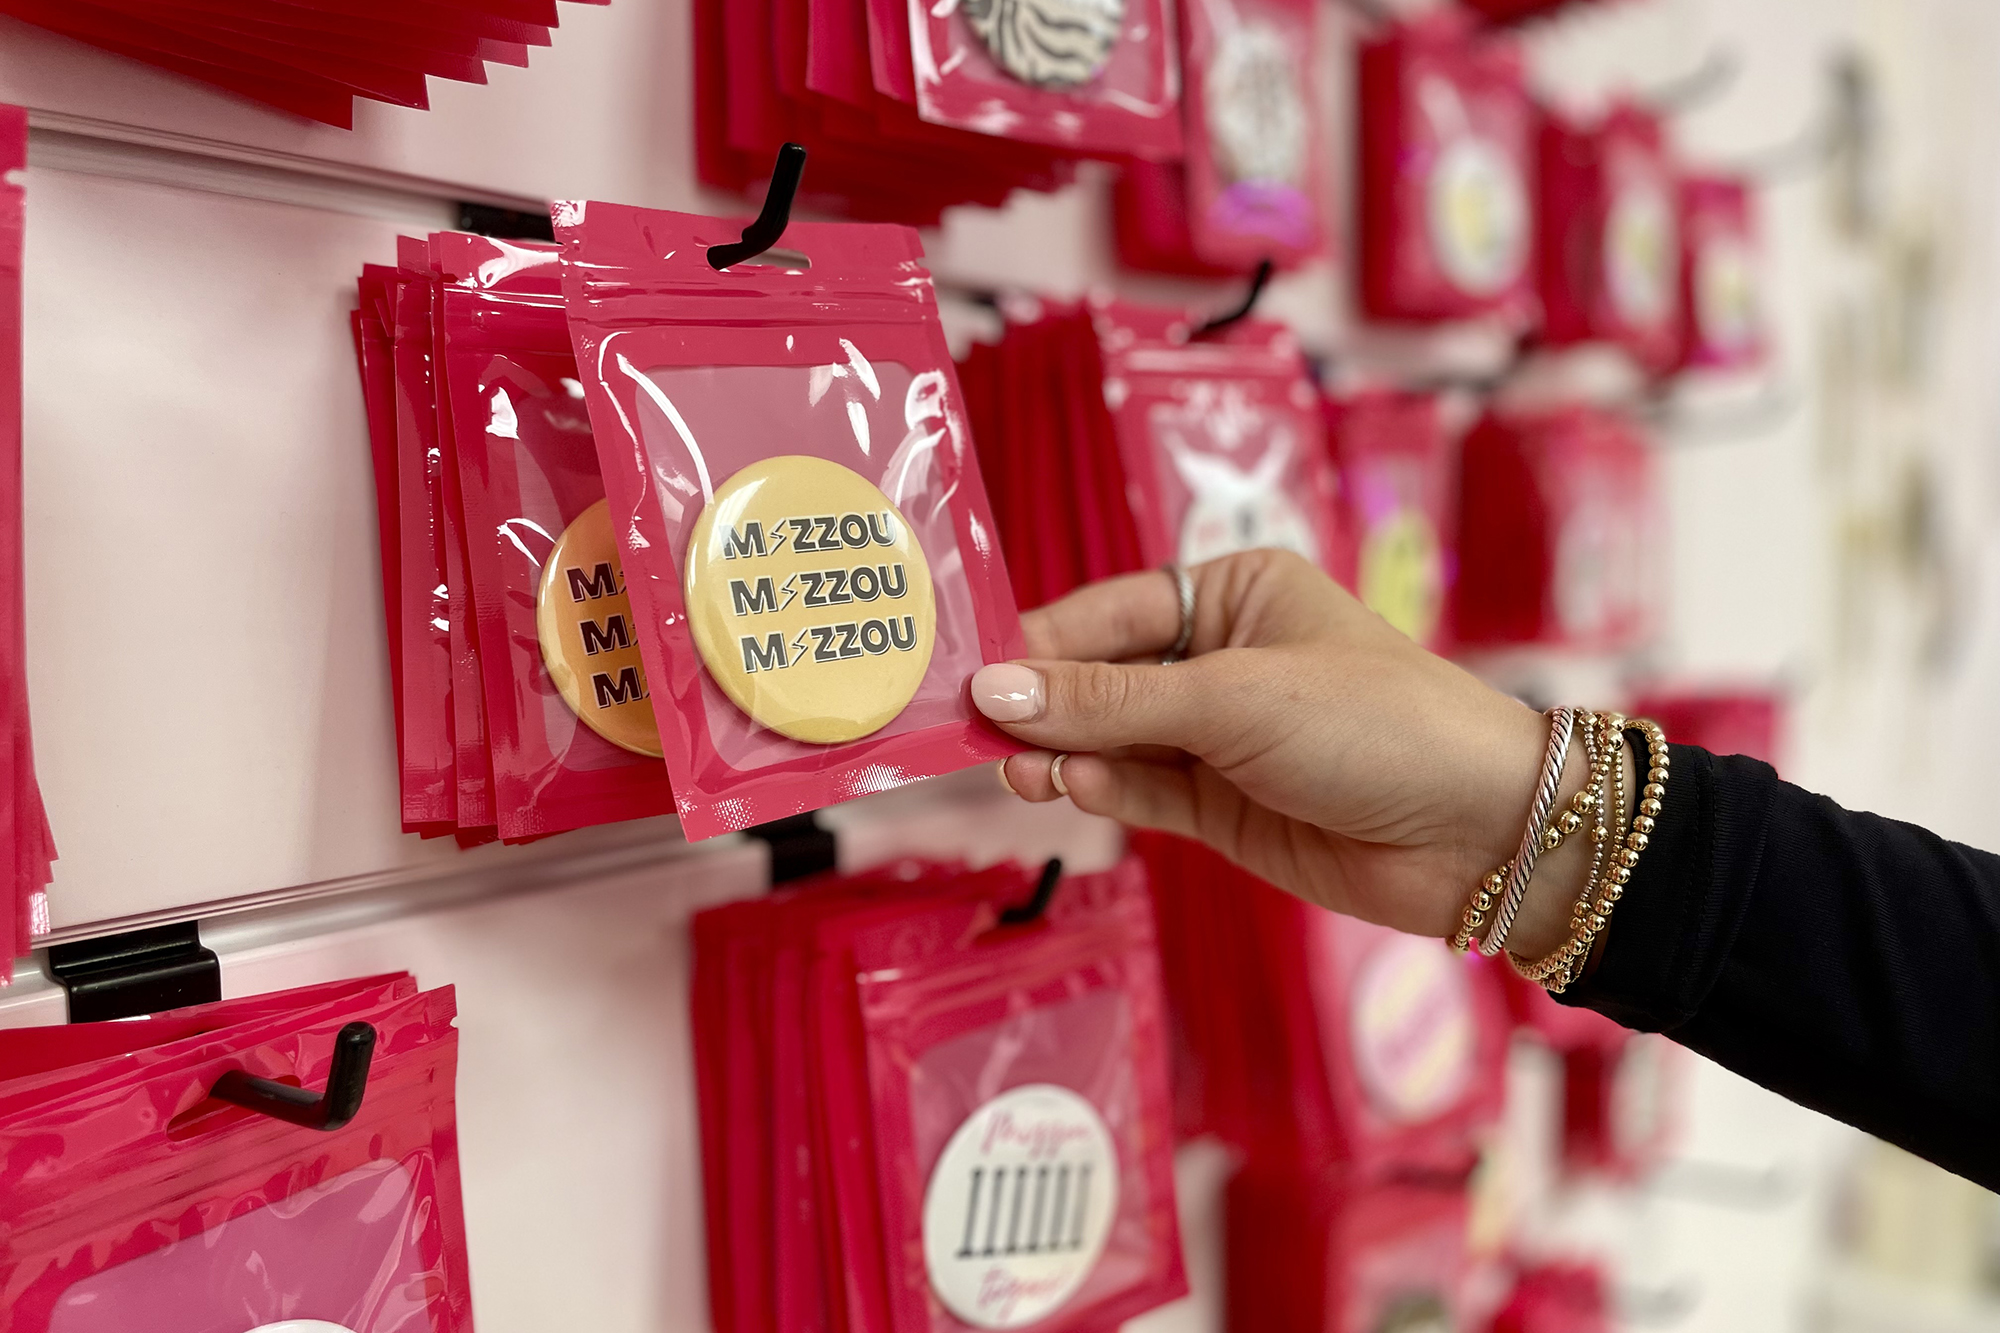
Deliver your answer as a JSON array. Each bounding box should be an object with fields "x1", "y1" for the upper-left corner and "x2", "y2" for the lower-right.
[{"x1": 4, "y1": 0, "x2": 1999, "y2": 1328}]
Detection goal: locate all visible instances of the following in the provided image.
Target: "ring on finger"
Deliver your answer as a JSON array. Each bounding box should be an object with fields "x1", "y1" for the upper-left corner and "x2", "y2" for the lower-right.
[
  {"x1": 1050, "y1": 752, "x2": 1072, "y2": 797},
  {"x1": 1160, "y1": 564, "x2": 1195, "y2": 665}
]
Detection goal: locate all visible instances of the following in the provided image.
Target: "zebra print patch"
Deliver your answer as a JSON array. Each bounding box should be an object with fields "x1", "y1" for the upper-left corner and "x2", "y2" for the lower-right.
[{"x1": 960, "y1": 0, "x2": 1125, "y2": 88}]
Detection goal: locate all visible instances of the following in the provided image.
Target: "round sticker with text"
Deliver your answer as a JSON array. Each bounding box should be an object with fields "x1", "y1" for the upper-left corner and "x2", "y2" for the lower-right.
[
  {"x1": 1350, "y1": 934, "x2": 1475, "y2": 1123},
  {"x1": 922, "y1": 1083, "x2": 1119, "y2": 1329}
]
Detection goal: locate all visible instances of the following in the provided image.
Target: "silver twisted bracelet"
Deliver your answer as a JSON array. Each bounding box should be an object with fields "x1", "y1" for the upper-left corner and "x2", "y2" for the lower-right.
[{"x1": 1478, "y1": 705, "x2": 1577, "y2": 957}]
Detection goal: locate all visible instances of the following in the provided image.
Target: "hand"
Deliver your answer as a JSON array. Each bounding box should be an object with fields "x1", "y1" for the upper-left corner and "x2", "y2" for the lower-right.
[{"x1": 971, "y1": 551, "x2": 1595, "y2": 958}]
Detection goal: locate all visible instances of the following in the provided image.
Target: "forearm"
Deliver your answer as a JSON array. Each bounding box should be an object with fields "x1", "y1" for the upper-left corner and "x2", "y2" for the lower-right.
[{"x1": 1559, "y1": 746, "x2": 2000, "y2": 1190}]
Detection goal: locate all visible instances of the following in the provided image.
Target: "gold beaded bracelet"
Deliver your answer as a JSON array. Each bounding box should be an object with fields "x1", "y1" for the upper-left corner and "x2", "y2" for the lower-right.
[
  {"x1": 1511, "y1": 716, "x2": 1670, "y2": 993},
  {"x1": 1449, "y1": 710, "x2": 1615, "y2": 953}
]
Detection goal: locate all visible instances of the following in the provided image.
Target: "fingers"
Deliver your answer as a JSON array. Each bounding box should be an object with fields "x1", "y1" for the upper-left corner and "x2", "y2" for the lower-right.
[
  {"x1": 1022, "y1": 567, "x2": 1183, "y2": 662},
  {"x1": 999, "y1": 751, "x2": 1206, "y2": 841},
  {"x1": 973, "y1": 655, "x2": 1232, "y2": 757}
]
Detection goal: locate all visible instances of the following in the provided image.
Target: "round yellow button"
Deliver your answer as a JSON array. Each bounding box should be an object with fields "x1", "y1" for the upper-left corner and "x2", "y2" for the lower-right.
[
  {"x1": 685, "y1": 456, "x2": 937, "y2": 744},
  {"x1": 536, "y1": 498, "x2": 664, "y2": 758}
]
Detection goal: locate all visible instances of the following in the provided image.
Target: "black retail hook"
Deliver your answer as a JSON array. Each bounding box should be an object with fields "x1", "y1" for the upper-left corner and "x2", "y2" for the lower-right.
[
  {"x1": 1192, "y1": 259, "x2": 1275, "y2": 338},
  {"x1": 999, "y1": 858, "x2": 1064, "y2": 926},
  {"x1": 211, "y1": 1021, "x2": 376, "y2": 1133},
  {"x1": 708, "y1": 143, "x2": 809, "y2": 270}
]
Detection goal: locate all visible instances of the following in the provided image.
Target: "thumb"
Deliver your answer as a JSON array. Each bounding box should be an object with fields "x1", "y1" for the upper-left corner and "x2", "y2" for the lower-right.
[{"x1": 970, "y1": 659, "x2": 1220, "y2": 756}]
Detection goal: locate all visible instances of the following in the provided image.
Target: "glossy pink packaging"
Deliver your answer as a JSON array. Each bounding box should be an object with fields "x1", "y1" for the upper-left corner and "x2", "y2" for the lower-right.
[
  {"x1": 1088, "y1": 300, "x2": 1339, "y2": 572},
  {"x1": 1676, "y1": 174, "x2": 1766, "y2": 372},
  {"x1": 555, "y1": 202, "x2": 1026, "y2": 839},
  {"x1": 432, "y1": 230, "x2": 678, "y2": 839},
  {"x1": 852, "y1": 858, "x2": 1188, "y2": 1333},
  {"x1": 0, "y1": 976, "x2": 473, "y2": 1333},
  {"x1": 884, "y1": 0, "x2": 1182, "y2": 158}
]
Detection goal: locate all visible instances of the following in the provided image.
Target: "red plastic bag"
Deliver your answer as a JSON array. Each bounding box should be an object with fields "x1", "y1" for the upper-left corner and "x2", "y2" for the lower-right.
[
  {"x1": 1226, "y1": 1170, "x2": 1473, "y2": 1333},
  {"x1": 1676, "y1": 174, "x2": 1766, "y2": 373},
  {"x1": 1358, "y1": 13, "x2": 1536, "y2": 325},
  {"x1": 895, "y1": 0, "x2": 1182, "y2": 158},
  {"x1": 1537, "y1": 104, "x2": 1683, "y2": 372},
  {"x1": 1089, "y1": 300, "x2": 1339, "y2": 570},
  {"x1": 1325, "y1": 390, "x2": 1454, "y2": 647},
  {"x1": 852, "y1": 858, "x2": 1186, "y2": 1332},
  {"x1": 1493, "y1": 1263, "x2": 1611, "y2": 1333},
  {"x1": 556, "y1": 202, "x2": 1026, "y2": 839},
  {"x1": 1452, "y1": 405, "x2": 1659, "y2": 651},
  {"x1": 431, "y1": 231, "x2": 678, "y2": 839},
  {"x1": 0, "y1": 977, "x2": 473, "y2": 1333}
]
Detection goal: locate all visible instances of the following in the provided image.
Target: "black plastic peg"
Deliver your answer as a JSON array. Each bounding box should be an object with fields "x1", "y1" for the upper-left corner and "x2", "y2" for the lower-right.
[
  {"x1": 211, "y1": 1021, "x2": 377, "y2": 1133},
  {"x1": 709, "y1": 143, "x2": 809, "y2": 270}
]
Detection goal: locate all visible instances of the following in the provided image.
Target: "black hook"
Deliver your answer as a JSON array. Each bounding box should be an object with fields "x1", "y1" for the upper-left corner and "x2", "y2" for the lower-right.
[
  {"x1": 1193, "y1": 259, "x2": 1275, "y2": 338},
  {"x1": 999, "y1": 858, "x2": 1064, "y2": 926},
  {"x1": 211, "y1": 1021, "x2": 376, "y2": 1132},
  {"x1": 708, "y1": 143, "x2": 808, "y2": 271}
]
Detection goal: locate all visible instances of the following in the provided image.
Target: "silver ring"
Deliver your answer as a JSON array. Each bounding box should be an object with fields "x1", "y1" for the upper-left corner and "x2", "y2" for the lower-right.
[{"x1": 1161, "y1": 565, "x2": 1195, "y2": 665}]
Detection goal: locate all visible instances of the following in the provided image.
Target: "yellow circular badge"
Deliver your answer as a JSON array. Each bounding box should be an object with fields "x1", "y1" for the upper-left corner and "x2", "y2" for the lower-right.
[
  {"x1": 1359, "y1": 510, "x2": 1442, "y2": 644},
  {"x1": 685, "y1": 456, "x2": 937, "y2": 744},
  {"x1": 536, "y1": 499, "x2": 664, "y2": 758}
]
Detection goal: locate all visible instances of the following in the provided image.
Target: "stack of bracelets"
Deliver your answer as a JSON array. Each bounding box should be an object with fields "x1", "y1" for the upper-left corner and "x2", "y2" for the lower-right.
[{"x1": 1450, "y1": 708, "x2": 1671, "y2": 993}]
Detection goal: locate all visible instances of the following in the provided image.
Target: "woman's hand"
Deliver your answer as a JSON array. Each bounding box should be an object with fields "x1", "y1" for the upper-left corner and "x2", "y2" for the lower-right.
[{"x1": 971, "y1": 551, "x2": 1592, "y2": 957}]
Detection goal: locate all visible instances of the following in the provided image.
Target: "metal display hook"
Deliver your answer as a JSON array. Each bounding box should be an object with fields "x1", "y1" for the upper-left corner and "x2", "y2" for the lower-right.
[
  {"x1": 999, "y1": 858, "x2": 1065, "y2": 926},
  {"x1": 708, "y1": 142, "x2": 809, "y2": 270},
  {"x1": 1193, "y1": 259, "x2": 1276, "y2": 339},
  {"x1": 211, "y1": 1021, "x2": 377, "y2": 1132}
]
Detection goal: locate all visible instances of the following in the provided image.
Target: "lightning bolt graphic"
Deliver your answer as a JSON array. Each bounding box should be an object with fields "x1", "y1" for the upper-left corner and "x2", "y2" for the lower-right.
[{"x1": 780, "y1": 573, "x2": 800, "y2": 611}]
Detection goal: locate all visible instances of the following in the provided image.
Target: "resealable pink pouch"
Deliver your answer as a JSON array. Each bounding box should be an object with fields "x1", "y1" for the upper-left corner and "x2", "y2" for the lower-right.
[
  {"x1": 891, "y1": 0, "x2": 1182, "y2": 158},
  {"x1": 1177, "y1": 0, "x2": 1324, "y2": 270},
  {"x1": 556, "y1": 201, "x2": 1026, "y2": 839},
  {"x1": 1452, "y1": 405, "x2": 1660, "y2": 651},
  {"x1": 1089, "y1": 299, "x2": 1339, "y2": 571},
  {"x1": 852, "y1": 857, "x2": 1186, "y2": 1333},
  {"x1": 1359, "y1": 12, "x2": 1537, "y2": 325},
  {"x1": 387, "y1": 254, "x2": 460, "y2": 829},
  {"x1": 1325, "y1": 390, "x2": 1455, "y2": 647},
  {"x1": 1676, "y1": 173, "x2": 1766, "y2": 372},
  {"x1": 432, "y1": 231, "x2": 677, "y2": 840},
  {"x1": 0, "y1": 978, "x2": 472, "y2": 1333}
]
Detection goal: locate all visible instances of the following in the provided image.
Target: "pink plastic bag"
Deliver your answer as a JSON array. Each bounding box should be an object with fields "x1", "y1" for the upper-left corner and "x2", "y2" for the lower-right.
[
  {"x1": 1676, "y1": 173, "x2": 1766, "y2": 373},
  {"x1": 1452, "y1": 405, "x2": 1660, "y2": 651},
  {"x1": 851, "y1": 858, "x2": 1187, "y2": 1333},
  {"x1": 1089, "y1": 300, "x2": 1339, "y2": 571},
  {"x1": 1324, "y1": 390, "x2": 1454, "y2": 648},
  {"x1": 555, "y1": 202, "x2": 1026, "y2": 839},
  {"x1": 0, "y1": 978, "x2": 473, "y2": 1333},
  {"x1": 892, "y1": 0, "x2": 1182, "y2": 158},
  {"x1": 431, "y1": 231, "x2": 677, "y2": 839},
  {"x1": 1358, "y1": 12, "x2": 1536, "y2": 325}
]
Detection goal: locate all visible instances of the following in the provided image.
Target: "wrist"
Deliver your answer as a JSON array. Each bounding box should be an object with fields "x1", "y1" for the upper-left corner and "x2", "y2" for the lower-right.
[{"x1": 1507, "y1": 727, "x2": 1637, "y2": 959}]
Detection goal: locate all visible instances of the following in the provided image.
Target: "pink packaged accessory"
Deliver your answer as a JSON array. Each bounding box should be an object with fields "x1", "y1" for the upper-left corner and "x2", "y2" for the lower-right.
[
  {"x1": 691, "y1": 858, "x2": 1187, "y2": 1333},
  {"x1": 555, "y1": 201, "x2": 1027, "y2": 839},
  {"x1": 1088, "y1": 300, "x2": 1340, "y2": 571},
  {"x1": 1358, "y1": 12, "x2": 1537, "y2": 325},
  {"x1": 892, "y1": 0, "x2": 1182, "y2": 159},
  {"x1": 0, "y1": 975, "x2": 473, "y2": 1333},
  {"x1": 1537, "y1": 103, "x2": 1684, "y2": 373},
  {"x1": 1115, "y1": 0, "x2": 1325, "y2": 274},
  {"x1": 1627, "y1": 687, "x2": 1781, "y2": 768},
  {"x1": 0, "y1": 103, "x2": 52, "y2": 975},
  {"x1": 1452, "y1": 405, "x2": 1660, "y2": 651},
  {"x1": 1493, "y1": 1262, "x2": 1612, "y2": 1333},
  {"x1": 1676, "y1": 174, "x2": 1767, "y2": 373},
  {"x1": 431, "y1": 231, "x2": 677, "y2": 839},
  {"x1": 1324, "y1": 390, "x2": 1455, "y2": 648},
  {"x1": 850, "y1": 858, "x2": 1187, "y2": 1332}
]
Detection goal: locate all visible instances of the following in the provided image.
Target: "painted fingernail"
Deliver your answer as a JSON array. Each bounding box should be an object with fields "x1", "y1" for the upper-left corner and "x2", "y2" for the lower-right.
[
  {"x1": 1050, "y1": 753, "x2": 1071, "y2": 797},
  {"x1": 997, "y1": 760, "x2": 1018, "y2": 796},
  {"x1": 971, "y1": 663, "x2": 1044, "y2": 723}
]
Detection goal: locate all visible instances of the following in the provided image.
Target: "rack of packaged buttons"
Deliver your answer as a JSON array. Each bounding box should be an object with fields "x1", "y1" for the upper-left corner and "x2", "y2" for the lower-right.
[{"x1": 0, "y1": 0, "x2": 1898, "y2": 1323}]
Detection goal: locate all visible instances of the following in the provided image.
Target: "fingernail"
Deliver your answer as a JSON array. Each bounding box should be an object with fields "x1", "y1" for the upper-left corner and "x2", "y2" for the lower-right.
[
  {"x1": 996, "y1": 760, "x2": 1018, "y2": 797},
  {"x1": 1050, "y1": 753, "x2": 1070, "y2": 797},
  {"x1": 971, "y1": 663, "x2": 1044, "y2": 723}
]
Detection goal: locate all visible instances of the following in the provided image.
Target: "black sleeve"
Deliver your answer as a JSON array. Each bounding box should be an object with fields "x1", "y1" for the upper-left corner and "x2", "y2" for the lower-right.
[{"x1": 1559, "y1": 744, "x2": 2000, "y2": 1191}]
